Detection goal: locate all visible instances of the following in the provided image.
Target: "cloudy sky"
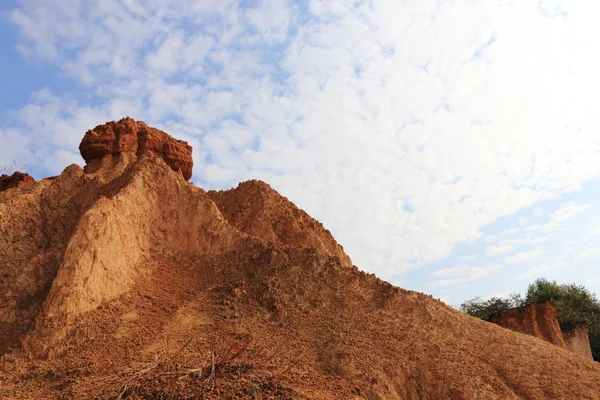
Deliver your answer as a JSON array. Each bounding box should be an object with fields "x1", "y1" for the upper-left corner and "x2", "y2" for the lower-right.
[{"x1": 1, "y1": 0, "x2": 600, "y2": 307}]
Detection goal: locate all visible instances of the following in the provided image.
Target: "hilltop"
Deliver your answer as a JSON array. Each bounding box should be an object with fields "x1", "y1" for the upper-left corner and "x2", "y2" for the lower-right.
[{"x1": 1, "y1": 118, "x2": 600, "y2": 399}]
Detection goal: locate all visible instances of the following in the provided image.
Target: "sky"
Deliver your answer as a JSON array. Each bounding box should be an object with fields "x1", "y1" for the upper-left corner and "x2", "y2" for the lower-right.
[{"x1": 1, "y1": 0, "x2": 600, "y2": 308}]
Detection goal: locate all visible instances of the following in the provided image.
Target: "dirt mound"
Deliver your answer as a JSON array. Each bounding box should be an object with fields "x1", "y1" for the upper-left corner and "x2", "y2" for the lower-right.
[
  {"x1": 563, "y1": 327, "x2": 593, "y2": 360},
  {"x1": 208, "y1": 180, "x2": 352, "y2": 267},
  {"x1": 80, "y1": 117, "x2": 193, "y2": 180},
  {"x1": 2, "y1": 120, "x2": 600, "y2": 399},
  {"x1": 489, "y1": 301, "x2": 567, "y2": 349},
  {"x1": 0, "y1": 171, "x2": 35, "y2": 192}
]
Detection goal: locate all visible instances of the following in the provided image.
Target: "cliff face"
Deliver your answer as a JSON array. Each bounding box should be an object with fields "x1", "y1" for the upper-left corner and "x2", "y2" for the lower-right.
[
  {"x1": 489, "y1": 301, "x2": 567, "y2": 349},
  {"x1": 490, "y1": 301, "x2": 594, "y2": 360},
  {"x1": 2, "y1": 119, "x2": 600, "y2": 400},
  {"x1": 564, "y1": 326, "x2": 594, "y2": 360}
]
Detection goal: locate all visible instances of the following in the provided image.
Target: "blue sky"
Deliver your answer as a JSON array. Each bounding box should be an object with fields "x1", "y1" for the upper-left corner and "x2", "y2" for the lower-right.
[{"x1": 1, "y1": 0, "x2": 600, "y2": 307}]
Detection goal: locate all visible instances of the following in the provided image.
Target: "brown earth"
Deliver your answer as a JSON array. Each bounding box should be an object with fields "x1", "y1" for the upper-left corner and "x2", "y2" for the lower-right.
[
  {"x1": 564, "y1": 326, "x2": 594, "y2": 360},
  {"x1": 2, "y1": 120, "x2": 600, "y2": 399},
  {"x1": 0, "y1": 172, "x2": 35, "y2": 192},
  {"x1": 207, "y1": 180, "x2": 352, "y2": 268},
  {"x1": 489, "y1": 301, "x2": 567, "y2": 349}
]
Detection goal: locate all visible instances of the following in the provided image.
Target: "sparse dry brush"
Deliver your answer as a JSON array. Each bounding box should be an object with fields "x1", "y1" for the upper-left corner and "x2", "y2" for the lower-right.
[
  {"x1": 1, "y1": 161, "x2": 30, "y2": 174},
  {"x1": 108, "y1": 331, "x2": 300, "y2": 400}
]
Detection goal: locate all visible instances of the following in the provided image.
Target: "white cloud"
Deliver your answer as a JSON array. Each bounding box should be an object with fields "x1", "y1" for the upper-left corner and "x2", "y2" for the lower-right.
[
  {"x1": 518, "y1": 262, "x2": 566, "y2": 281},
  {"x1": 576, "y1": 247, "x2": 600, "y2": 263},
  {"x1": 145, "y1": 31, "x2": 214, "y2": 76},
  {"x1": 549, "y1": 203, "x2": 590, "y2": 224},
  {"x1": 505, "y1": 249, "x2": 543, "y2": 264},
  {"x1": 2, "y1": 89, "x2": 112, "y2": 176},
  {"x1": 245, "y1": 0, "x2": 292, "y2": 43},
  {"x1": 589, "y1": 276, "x2": 600, "y2": 285},
  {"x1": 532, "y1": 235, "x2": 550, "y2": 246},
  {"x1": 481, "y1": 292, "x2": 511, "y2": 301},
  {"x1": 428, "y1": 264, "x2": 501, "y2": 288},
  {"x1": 487, "y1": 243, "x2": 515, "y2": 255},
  {"x1": 0, "y1": 128, "x2": 34, "y2": 173},
  {"x1": 431, "y1": 266, "x2": 471, "y2": 278},
  {"x1": 5, "y1": 0, "x2": 600, "y2": 283},
  {"x1": 538, "y1": 202, "x2": 591, "y2": 233}
]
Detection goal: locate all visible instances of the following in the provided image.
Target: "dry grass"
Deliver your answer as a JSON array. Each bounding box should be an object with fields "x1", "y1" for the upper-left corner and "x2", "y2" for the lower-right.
[{"x1": 105, "y1": 331, "x2": 299, "y2": 400}]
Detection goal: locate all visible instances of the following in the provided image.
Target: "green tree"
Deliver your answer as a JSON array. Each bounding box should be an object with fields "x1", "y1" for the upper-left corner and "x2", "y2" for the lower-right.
[{"x1": 459, "y1": 293, "x2": 524, "y2": 321}]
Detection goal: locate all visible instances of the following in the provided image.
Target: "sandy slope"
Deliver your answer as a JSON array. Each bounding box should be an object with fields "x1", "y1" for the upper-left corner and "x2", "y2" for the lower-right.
[{"x1": 1, "y1": 142, "x2": 600, "y2": 399}]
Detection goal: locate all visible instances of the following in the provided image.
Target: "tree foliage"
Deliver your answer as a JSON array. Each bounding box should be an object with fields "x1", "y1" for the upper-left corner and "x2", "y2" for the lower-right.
[
  {"x1": 459, "y1": 293, "x2": 524, "y2": 321},
  {"x1": 525, "y1": 278, "x2": 600, "y2": 332}
]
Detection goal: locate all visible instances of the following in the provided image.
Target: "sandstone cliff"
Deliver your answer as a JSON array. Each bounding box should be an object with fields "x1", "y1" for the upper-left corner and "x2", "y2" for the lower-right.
[
  {"x1": 2, "y1": 119, "x2": 600, "y2": 399},
  {"x1": 490, "y1": 301, "x2": 594, "y2": 360},
  {"x1": 564, "y1": 326, "x2": 594, "y2": 360},
  {"x1": 489, "y1": 301, "x2": 567, "y2": 349}
]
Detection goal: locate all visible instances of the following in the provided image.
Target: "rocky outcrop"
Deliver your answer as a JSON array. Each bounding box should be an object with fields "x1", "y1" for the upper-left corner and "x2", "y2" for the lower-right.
[
  {"x1": 490, "y1": 301, "x2": 595, "y2": 360},
  {"x1": 0, "y1": 172, "x2": 35, "y2": 192},
  {"x1": 564, "y1": 326, "x2": 594, "y2": 360},
  {"x1": 489, "y1": 301, "x2": 567, "y2": 349},
  {"x1": 79, "y1": 117, "x2": 193, "y2": 180}
]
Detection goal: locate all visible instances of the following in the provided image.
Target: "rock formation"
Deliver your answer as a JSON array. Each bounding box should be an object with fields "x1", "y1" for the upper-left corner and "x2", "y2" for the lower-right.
[
  {"x1": 564, "y1": 326, "x2": 594, "y2": 359},
  {"x1": 489, "y1": 301, "x2": 567, "y2": 349},
  {"x1": 0, "y1": 171, "x2": 34, "y2": 192},
  {"x1": 79, "y1": 117, "x2": 193, "y2": 180},
  {"x1": 490, "y1": 301, "x2": 594, "y2": 360},
  {"x1": 2, "y1": 119, "x2": 600, "y2": 399}
]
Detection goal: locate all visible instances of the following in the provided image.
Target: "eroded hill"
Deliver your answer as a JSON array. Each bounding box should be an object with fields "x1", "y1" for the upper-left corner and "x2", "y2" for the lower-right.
[{"x1": 1, "y1": 118, "x2": 600, "y2": 399}]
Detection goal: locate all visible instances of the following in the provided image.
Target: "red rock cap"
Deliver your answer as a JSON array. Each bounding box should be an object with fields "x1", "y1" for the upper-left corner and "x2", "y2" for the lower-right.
[
  {"x1": 0, "y1": 171, "x2": 35, "y2": 192},
  {"x1": 79, "y1": 117, "x2": 193, "y2": 180}
]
